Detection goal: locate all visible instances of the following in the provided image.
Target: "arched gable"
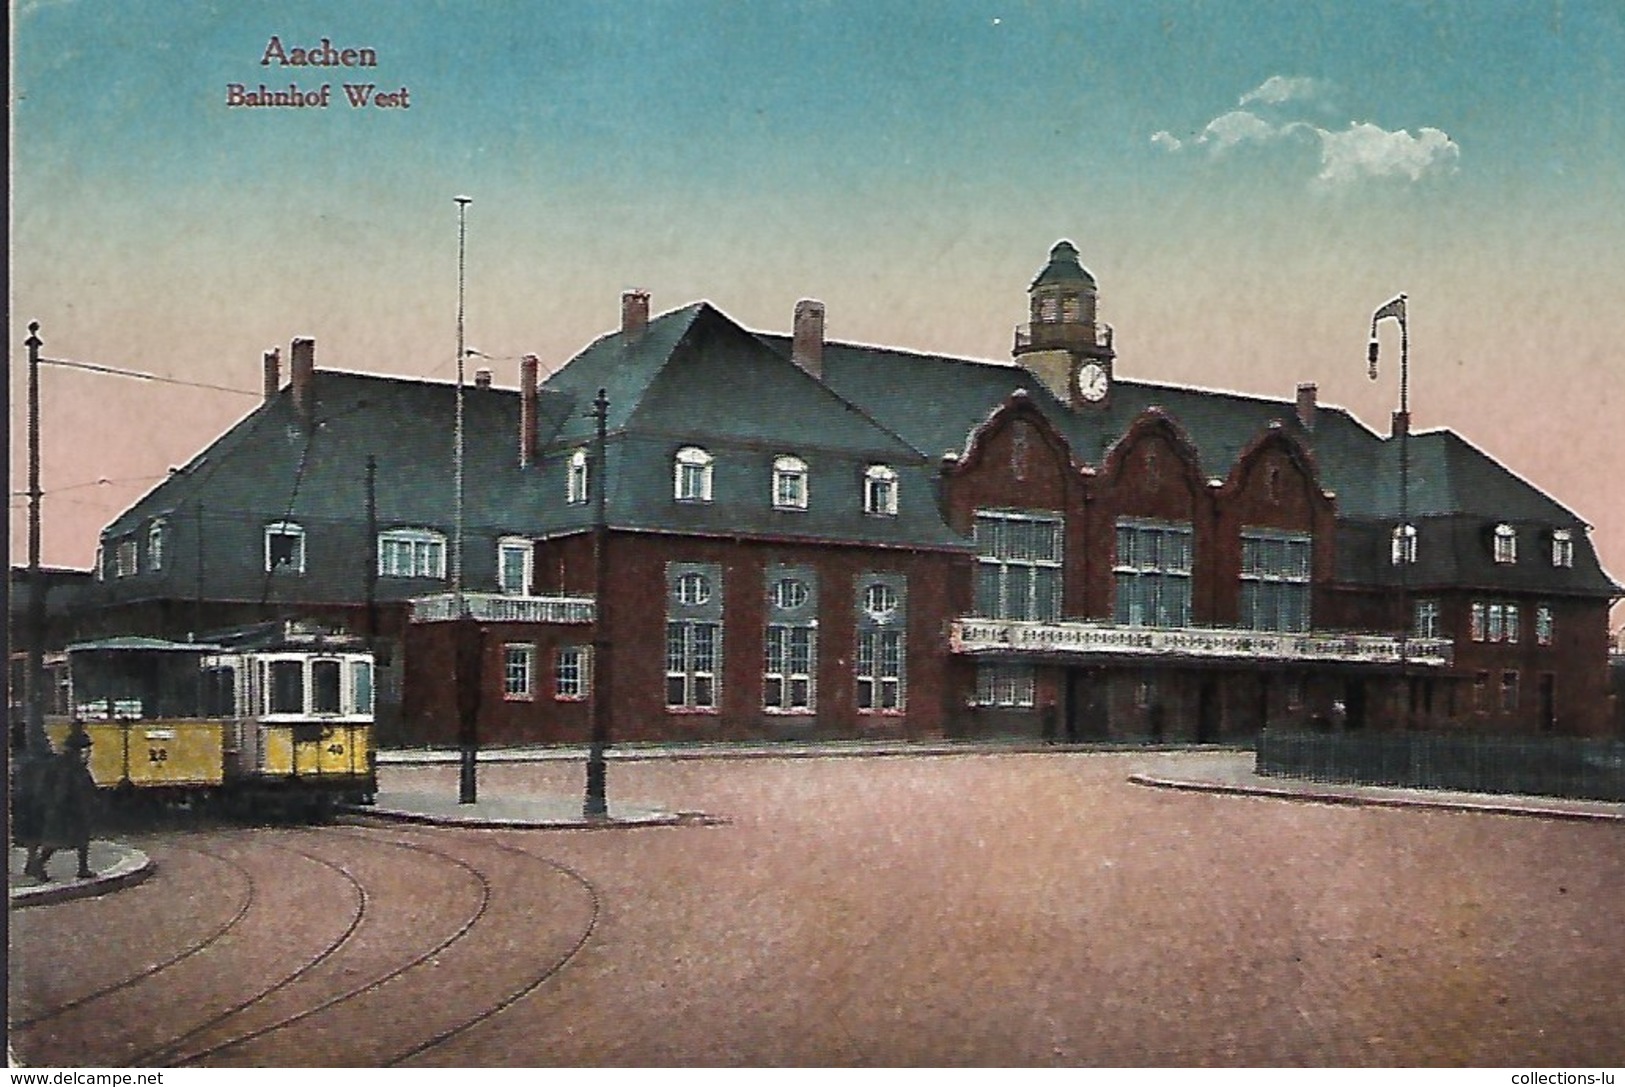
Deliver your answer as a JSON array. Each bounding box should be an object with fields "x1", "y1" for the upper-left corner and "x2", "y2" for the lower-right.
[
  {"x1": 943, "y1": 391, "x2": 1089, "y2": 521},
  {"x1": 1094, "y1": 408, "x2": 1207, "y2": 520},
  {"x1": 1217, "y1": 422, "x2": 1336, "y2": 530}
]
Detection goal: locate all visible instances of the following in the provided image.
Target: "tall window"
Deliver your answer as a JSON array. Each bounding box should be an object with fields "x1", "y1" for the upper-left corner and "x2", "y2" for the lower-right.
[
  {"x1": 556, "y1": 646, "x2": 590, "y2": 700},
  {"x1": 378, "y1": 528, "x2": 446, "y2": 578},
  {"x1": 1501, "y1": 670, "x2": 1519, "y2": 713},
  {"x1": 1493, "y1": 523, "x2": 1518, "y2": 564},
  {"x1": 1414, "y1": 599, "x2": 1441, "y2": 639},
  {"x1": 1114, "y1": 520, "x2": 1192, "y2": 628},
  {"x1": 1470, "y1": 600, "x2": 1520, "y2": 644},
  {"x1": 568, "y1": 448, "x2": 589, "y2": 505},
  {"x1": 974, "y1": 510, "x2": 1062, "y2": 621},
  {"x1": 1240, "y1": 531, "x2": 1311, "y2": 632},
  {"x1": 115, "y1": 538, "x2": 139, "y2": 578},
  {"x1": 265, "y1": 521, "x2": 306, "y2": 573},
  {"x1": 352, "y1": 660, "x2": 374, "y2": 715},
  {"x1": 148, "y1": 519, "x2": 166, "y2": 573},
  {"x1": 667, "y1": 562, "x2": 722, "y2": 709},
  {"x1": 269, "y1": 659, "x2": 304, "y2": 714},
  {"x1": 498, "y1": 537, "x2": 533, "y2": 595},
  {"x1": 864, "y1": 464, "x2": 898, "y2": 516},
  {"x1": 311, "y1": 659, "x2": 342, "y2": 715},
  {"x1": 1535, "y1": 604, "x2": 1554, "y2": 646},
  {"x1": 856, "y1": 575, "x2": 905, "y2": 711},
  {"x1": 974, "y1": 663, "x2": 1035, "y2": 707},
  {"x1": 675, "y1": 446, "x2": 714, "y2": 502},
  {"x1": 773, "y1": 455, "x2": 809, "y2": 510},
  {"x1": 503, "y1": 644, "x2": 534, "y2": 700},
  {"x1": 1390, "y1": 523, "x2": 1417, "y2": 565},
  {"x1": 765, "y1": 568, "x2": 817, "y2": 712},
  {"x1": 1551, "y1": 529, "x2": 1573, "y2": 568}
]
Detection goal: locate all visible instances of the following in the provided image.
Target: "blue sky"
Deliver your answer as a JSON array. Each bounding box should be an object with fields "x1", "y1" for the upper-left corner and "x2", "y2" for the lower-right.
[{"x1": 11, "y1": 0, "x2": 1625, "y2": 623}]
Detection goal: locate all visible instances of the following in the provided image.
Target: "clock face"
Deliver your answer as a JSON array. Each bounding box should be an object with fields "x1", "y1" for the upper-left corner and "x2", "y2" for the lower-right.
[{"x1": 1077, "y1": 362, "x2": 1109, "y2": 402}]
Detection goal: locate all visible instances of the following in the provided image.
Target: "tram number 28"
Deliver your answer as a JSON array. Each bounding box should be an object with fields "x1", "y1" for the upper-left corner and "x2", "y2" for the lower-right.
[{"x1": 148, "y1": 748, "x2": 169, "y2": 763}]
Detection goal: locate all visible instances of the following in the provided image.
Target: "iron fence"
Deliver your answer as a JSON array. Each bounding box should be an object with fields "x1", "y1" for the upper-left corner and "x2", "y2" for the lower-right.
[{"x1": 1255, "y1": 729, "x2": 1625, "y2": 802}]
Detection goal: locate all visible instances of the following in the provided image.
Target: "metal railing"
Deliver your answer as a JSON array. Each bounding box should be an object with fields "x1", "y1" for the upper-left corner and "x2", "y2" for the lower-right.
[
  {"x1": 409, "y1": 592, "x2": 595, "y2": 624},
  {"x1": 1013, "y1": 322, "x2": 1114, "y2": 353},
  {"x1": 950, "y1": 619, "x2": 1452, "y2": 667},
  {"x1": 1256, "y1": 729, "x2": 1625, "y2": 802}
]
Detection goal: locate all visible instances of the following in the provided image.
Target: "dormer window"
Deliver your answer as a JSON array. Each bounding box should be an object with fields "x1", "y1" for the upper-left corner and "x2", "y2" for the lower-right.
[
  {"x1": 378, "y1": 528, "x2": 446, "y2": 579},
  {"x1": 1551, "y1": 528, "x2": 1573, "y2": 568},
  {"x1": 773, "y1": 455, "x2": 809, "y2": 510},
  {"x1": 567, "y1": 448, "x2": 589, "y2": 505},
  {"x1": 148, "y1": 519, "x2": 166, "y2": 573},
  {"x1": 115, "y1": 538, "x2": 138, "y2": 578},
  {"x1": 863, "y1": 464, "x2": 898, "y2": 517},
  {"x1": 265, "y1": 521, "x2": 306, "y2": 574},
  {"x1": 675, "y1": 446, "x2": 713, "y2": 502},
  {"x1": 1391, "y1": 524, "x2": 1417, "y2": 566},
  {"x1": 1493, "y1": 523, "x2": 1518, "y2": 565}
]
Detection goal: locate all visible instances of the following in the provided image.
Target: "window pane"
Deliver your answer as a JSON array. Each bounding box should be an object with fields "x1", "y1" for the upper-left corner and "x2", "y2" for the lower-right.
[
  {"x1": 352, "y1": 661, "x2": 373, "y2": 714},
  {"x1": 270, "y1": 661, "x2": 303, "y2": 714},
  {"x1": 312, "y1": 660, "x2": 342, "y2": 714}
]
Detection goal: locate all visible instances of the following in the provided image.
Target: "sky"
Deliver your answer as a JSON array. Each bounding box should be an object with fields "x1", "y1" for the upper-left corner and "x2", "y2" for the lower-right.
[{"x1": 10, "y1": 0, "x2": 1625, "y2": 631}]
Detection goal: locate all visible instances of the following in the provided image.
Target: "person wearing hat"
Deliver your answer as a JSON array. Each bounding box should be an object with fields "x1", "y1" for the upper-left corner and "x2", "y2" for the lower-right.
[{"x1": 23, "y1": 728, "x2": 97, "y2": 882}]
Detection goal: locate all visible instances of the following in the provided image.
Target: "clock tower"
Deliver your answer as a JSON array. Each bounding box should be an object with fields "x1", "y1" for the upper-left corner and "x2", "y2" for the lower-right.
[{"x1": 1012, "y1": 239, "x2": 1115, "y2": 410}]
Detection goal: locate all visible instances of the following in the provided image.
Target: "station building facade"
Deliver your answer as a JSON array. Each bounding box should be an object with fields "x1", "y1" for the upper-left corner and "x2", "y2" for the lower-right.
[{"x1": 83, "y1": 243, "x2": 1621, "y2": 745}]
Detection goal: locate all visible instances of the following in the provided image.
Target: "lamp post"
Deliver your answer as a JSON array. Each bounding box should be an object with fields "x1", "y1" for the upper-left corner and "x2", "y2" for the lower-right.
[
  {"x1": 24, "y1": 322, "x2": 49, "y2": 757},
  {"x1": 1369, "y1": 293, "x2": 1410, "y2": 729},
  {"x1": 453, "y1": 194, "x2": 478, "y2": 805},
  {"x1": 583, "y1": 388, "x2": 611, "y2": 819}
]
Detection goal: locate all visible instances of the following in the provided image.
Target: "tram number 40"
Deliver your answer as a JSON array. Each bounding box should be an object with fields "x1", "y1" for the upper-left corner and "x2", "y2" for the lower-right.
[{"x1": 327, "y1": 744, "x2": 345, "y2": 756}]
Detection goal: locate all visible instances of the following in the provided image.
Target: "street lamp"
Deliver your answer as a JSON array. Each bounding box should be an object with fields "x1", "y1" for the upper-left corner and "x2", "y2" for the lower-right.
[
  {"x1": 583, "y1": 388, "x2": 611, "y2": 820},
  {"x1": 24, "y1": 322, "x2": 49, "y2": 757},
  {"x1": 1369, "y1": 293, "x2": 1411, "y2": 729},
  {"x1": 453, "y1": 194, "x2": 478, "y2": 805}
]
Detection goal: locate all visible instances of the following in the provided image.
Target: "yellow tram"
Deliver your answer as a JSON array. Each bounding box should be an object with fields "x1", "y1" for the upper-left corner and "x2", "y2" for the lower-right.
[{"x1": 44, "y1": 623, "x2": 376, "y2": 811}]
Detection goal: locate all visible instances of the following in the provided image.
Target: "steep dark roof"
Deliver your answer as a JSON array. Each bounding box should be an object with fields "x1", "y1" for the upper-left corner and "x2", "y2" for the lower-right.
[{"x1": 1030, "y1": 240, "x2": 1097, "y2": 289}]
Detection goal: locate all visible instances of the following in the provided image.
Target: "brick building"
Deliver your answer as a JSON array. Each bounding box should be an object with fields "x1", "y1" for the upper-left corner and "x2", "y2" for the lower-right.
[{"x1": 82, "y1": 243, "x2": 1621, "y2": 745}]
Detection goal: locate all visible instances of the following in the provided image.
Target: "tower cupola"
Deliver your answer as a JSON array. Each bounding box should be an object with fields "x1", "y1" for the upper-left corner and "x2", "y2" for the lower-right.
[{"x1": 1013, "y1": 240, "x2": 1115, "y2": 410}]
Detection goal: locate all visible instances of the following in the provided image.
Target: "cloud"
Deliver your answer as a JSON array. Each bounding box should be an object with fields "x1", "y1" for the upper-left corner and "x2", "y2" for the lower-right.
[{"x1": 1152, "y1": 76, "x2": 1459, "y2": 186}]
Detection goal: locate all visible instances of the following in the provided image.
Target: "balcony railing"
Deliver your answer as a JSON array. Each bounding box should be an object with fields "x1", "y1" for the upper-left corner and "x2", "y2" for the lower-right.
[
  {"x1": 1012, "y1": 321, "x2": 1113, "y2": 353},
  {"x1": 410, "y1": 592, "x2": 595, "y2": 624},
  {"x1": 950, "y1": 618, "x2": 1452, "y2": 667}
]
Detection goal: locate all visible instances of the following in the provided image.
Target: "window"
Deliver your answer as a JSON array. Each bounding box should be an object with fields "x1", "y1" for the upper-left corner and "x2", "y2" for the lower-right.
[
  {"x1": 666, "y1": 622, "x2": 719, "y2": 708},
  {"x1": 1551, "y1": 529, "x2": 1573, "y2": 568},
  {"x1": 864, "y1": 464, "x2": 898, "y2": 516},
  {"x1": 352, "y1": 660, "x2": 374, "y2": 715},
  {"x1": 1473, "y1": 671, "x2": 1490, "y2": 713},
  {"x1": 675, "y1": 446, "x2": 713, "y2": 502},
  {"x1": 265, "y1": 522, "x2": 306, "y2": 574},
  {"x1": 857, "y1": 630, "x2": 904, "y2": 711},
  {"x1": 269, "y1": 659, "x2": 304, "y2": 714},
  {"x1": 1114, "y1": 520, "x2": 1193, "y2": 628},
  {"x1": 764, "y1": 625, "x2": 815, "y2": 710},
  {"x1": 1501, "y1": 670, "x2": 1519, "y2": 713},
  {"x1": 1390, "y1": 523, "x2": 1417, "y2": 566},
  {"x1": 1471, "y1": 601, "x2": 1520, "y2": 644},
  {"x1": 1535, "y1": 604, "x2": 1554, "y2": 647},
  {"x1": 974, "y1": 663, "x2": 1035, "y2": 708},
  {"x1": 311, "y1": 659, "x2": 342, "y2": 715},
  {"x1": 974, "y1": 510, "x2": 1063, "y2": 621},
  {"x1": 94, "y1": 543, "x2": 105, "y2": 582},
  {"x1": 1414, "y1": 599, "x2": 1441, "y2": 640},
  {"x1": 115, "y1": 538, "x2": 138, "y2": 578},
  {"x1": 556, "y1": 646, "x2": 590, "y2": 700},
  {"x1": 1240, "y1": 531, "x2": 1312, "y2": 632},
  {"x1": 773, "y1": 577, "x2": 809, "y2": 610},
  {"x1": 863, "y1": 583, "x2": 898, "y2": 619},
  {"x1": 1493, "y1": 523, "x2": 1518, "y2": 565},
  {"x1": 378, "y1": 528, "x2": 446, "y2": 579},
  {"x1": 498, "y1": 537, "x2": 533, "y2": 596},
  {"x1": 677, "y1": 572, "x2": 712, "y2": 605},
  {"x1": 148, "y1": 520, "x2": 166, "y2": 573},
  {"x1": 568, "y1": 448, "x2": 589, "y2": 505},
  {"x1": 773, "y1": 455, "x2": 809, "y2": 510},
  {"x1": 503, "y1": 644, "x2": 534, "y2": 700}
]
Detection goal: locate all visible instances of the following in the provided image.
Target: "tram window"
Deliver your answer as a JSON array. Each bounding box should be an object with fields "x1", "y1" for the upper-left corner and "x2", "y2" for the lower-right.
[
  {"x1": 203, "y1": 666, "x2": 236, "y2": 718},
  {"x1": 312, "y1": 660, "x2": 342, "y2": 715},
  {"x1": 270, "y1": 660, "x2": 304, "y2": 714},
  {"x1": 352, "y1": 660, "x2": 374, "y2": 715}
]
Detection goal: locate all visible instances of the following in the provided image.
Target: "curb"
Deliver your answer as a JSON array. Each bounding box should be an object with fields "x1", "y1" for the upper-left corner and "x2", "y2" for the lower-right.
[
  {"x1": 342, "y1": 805, "x2": 686, "y2": 830},
  {"x1": 1128, "y1": 772, "x2": 1625, "y2": 823},
  {"x1": 376, "y1": 742, "x2": 1244, "y2": 766},
  {"x1": 9, "y1": 845, "x2": 155, "y2": 908}
]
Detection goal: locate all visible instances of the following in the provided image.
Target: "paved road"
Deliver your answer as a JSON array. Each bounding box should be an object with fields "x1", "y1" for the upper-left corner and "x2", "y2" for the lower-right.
[{"x1": 10, "y1": 752, "x2": 1625, "y2": 1066}]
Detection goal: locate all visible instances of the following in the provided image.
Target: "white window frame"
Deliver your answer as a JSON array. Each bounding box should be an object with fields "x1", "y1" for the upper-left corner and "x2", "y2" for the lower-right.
[
  {"x1": 764, "y1": 624, "x2": 816, "y2": 712},
  {"x1": 503, "y1": 643, "x2": 534, "y2": 701},
  {"x1": 863, "y1": 582, "x2": 899, "y2": 620},
  {"x1": 568, "y1": 448, "x2": 589, "y2": 506},
  {"x1": 1414, "y1": 599, "x2": 1441, "y2": 640},
  {"x1": 265, "y1": 521, "x2": 306, "y2": 574},
  {"x1": 773, "y1": 455, "x2": 809, "y2": 510},
  {"x1": 378, "y1": 527, "x2": 447, "y2": 579},
  {"x1": 863, "y1": 464, "x2": 898, "y2": 516},
  {"x1": 555, "y1": 645, "x2": 590, "y2": 700},
  {"x1": 115, "y1": 537, "x2": 138, "y2": 578},
  {"x1": 1551, "y1": 529, "x2": 1573, "y2": 569},
  {"x1": 676, "y1": 571, "x2": 712, "y2": 606},
  {"x1": 675, "y1": 446, "x2": 714, "y2": 502},
  {"x1": 974, "y1": 510, "x2": 1063, "y2": 621},
  {"x1": 1493, "y1": 523, "x2": 1518, "y2": 565},
  {"x1": 772, "y1": 577, "x2": 810, "y2": 610},
  {"x1": 497, "y1": 536, "x2": 534, "y2": 596},
  {"x1": 1240, "y1": 530, "x2": 1312, "y2": 633},
  {"x1": 856, "y1": 629, "x2": 905, "y2": 712},
  {"x1": 148, "y1": 519, "x2": 166, "y2": 573},
  {"x1": 973, "y1": 663, "x2": 1035, "y2": 708},
  {"x1": 1391, "y1": 523, "x2": 1417, "y2": 566},
  {"x1": 665, "y1": 621, "x2": 720, "y2": 710},
  {"x1": 1471, "y1": 600, "x2": 1520, "y2": 644},
  {"x1": 1113, "y1": 519, "x2": 1193, "y2": 628},
  {"x1": 1535, "y1": 604, "x2": 1554, "y2": 647}
]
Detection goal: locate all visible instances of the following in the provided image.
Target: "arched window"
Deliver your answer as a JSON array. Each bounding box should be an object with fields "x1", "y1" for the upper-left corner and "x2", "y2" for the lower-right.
[
  {"x1": 1391, "y1": 524, "x2": 1417, "y2": 566},
  {"x1": 864, "y1": 464, "x2": 897, "y2": 516},
  {"x1": 674, "y1": 446, "x2": 713, "y2": 502},
  {"x1": 773, "y1": 455, "x2": 808, "y2": 510},
  {"x1": 1493, "y1": 523, "x2": 1518, "y2": 565},
  {"x1": 567, "y1": 448, "x2": 589, "y2": 505},
  {"x1": 148, "y1": 519, "x2": 166, "y2": 573},
  {"x1": 1551, "y1": 528, "x2": 1573, "y2": 568}
]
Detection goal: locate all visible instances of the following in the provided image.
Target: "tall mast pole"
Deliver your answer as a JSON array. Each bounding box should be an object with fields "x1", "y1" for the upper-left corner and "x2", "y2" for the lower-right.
[
  {"x1": 584, "y1": 388, "x2": 610, "y2": 819},
  {"x1": 25, "y1": 322, "x2": 48, "y2": 755},
  {"x1": 454, "y1": 195, "x2": 477, "y2": 805}
]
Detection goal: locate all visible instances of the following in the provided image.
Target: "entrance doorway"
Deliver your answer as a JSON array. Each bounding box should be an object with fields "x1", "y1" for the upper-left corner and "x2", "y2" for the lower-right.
[
  {"x1": 1197, "y1": 678, "x2": 1220, "y2": 743},
  {"x1": 1065, "y1": 669, "x2": 1108, "y2": 741}
]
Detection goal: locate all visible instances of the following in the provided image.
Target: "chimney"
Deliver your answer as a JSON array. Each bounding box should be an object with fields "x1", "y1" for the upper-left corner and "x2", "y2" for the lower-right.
[
  {"x1": 474, "y1": 367, "x2": 493, "y2": 389},
  {"x1": 792, "y1": 299, "x2": 826, "y2": 379},
  {"x1": 1391, "y1": 409, "x2": 1410, "y2": 438},
  {"x1": 290, "y1": 336, "x2": 315, "y2": 424},
  {"x1": 519, "y1": 354, "x2": 539, "y2": 467},
  {"x1": 1295, "y1": 383, "x2": 1317, "y2": 430},
  {"x1": 621, "y1": 290, "x2": 650, "y2": 339},
  {"x1": 262, "y1": 347, "x2": 281, "y2": 403}
]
